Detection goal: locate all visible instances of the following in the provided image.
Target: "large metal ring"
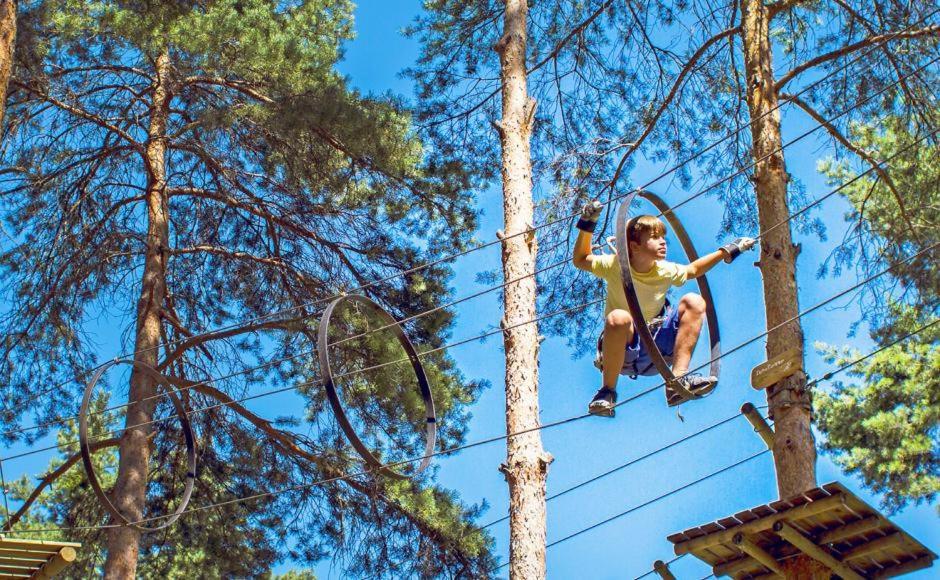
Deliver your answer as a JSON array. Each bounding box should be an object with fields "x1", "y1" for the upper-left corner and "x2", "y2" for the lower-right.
[
  {"x1": 79, "y1": 359, "x2": 197, "y2": 531},
  {"x1": 317, "y1": 294, "x2": 436, "y2": 479},
  {"x1": 614, "y1": 190, "x2": 722, "y2": 406}
]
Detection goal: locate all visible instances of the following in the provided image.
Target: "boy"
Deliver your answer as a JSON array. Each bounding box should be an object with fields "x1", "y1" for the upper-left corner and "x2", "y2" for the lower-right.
[{"x1": 573, "y1": 200, "x2": 754, "y2": 417}]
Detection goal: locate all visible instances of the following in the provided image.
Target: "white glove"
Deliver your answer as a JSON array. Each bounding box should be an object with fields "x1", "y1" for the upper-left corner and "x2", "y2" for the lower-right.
[{"x1": 576, "y1": 200, "x2": 603, "y2": 232}]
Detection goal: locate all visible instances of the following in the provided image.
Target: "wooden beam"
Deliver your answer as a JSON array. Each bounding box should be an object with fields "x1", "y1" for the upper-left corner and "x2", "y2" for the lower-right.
[
  {"x1": 733, "y1": 533, "x2": 784, "y2": 575},
  {"x1": 741, "y1": 403, "x2": 775, "y2": 449},
  {"x1": 773, "y1": 521, "x2": 864, "y2": 580},
  {"x1": 674, "y1": 493, "x2": 846, "y2": 555},
  {"x1": 653, "y1": 559, "x2": 675, "y2": 580},
  {"x1": 0, "y1": 537, "x2": 80, "y2": 549},
  {"x1": 873, "y1": 555, "x2": 935, "y2": 578},
  {"x1": 32, "y1": 547, "x2": 76, "y2": 580},
  {"x1": 714, "y1": 554, "x2": 759, "y2": 576},
  {"x1": 842, "y1": 532, "x2": 905, "y2": 561},
  {"x1": 818, "y1": 515, "x2": 883, "y2": 545}
]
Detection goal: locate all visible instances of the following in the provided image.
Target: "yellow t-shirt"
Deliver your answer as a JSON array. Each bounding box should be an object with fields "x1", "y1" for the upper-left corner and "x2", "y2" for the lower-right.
[{"x1": 589, "y1": 254, "x2": 689, "y2": 321}]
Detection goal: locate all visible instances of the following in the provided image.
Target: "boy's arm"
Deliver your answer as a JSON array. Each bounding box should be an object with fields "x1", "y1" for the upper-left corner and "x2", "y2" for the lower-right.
[
  {"x1": 685, "y1": 237, "x2": 756, "y2": 278},
  {"x1": 573, "y1": 200, "x2": 603, "y2": 271}
]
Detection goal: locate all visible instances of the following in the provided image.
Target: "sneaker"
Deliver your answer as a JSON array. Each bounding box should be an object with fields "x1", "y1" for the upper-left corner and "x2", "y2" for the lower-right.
[
  {"x1": 588, "y1": 387, "x2": 617, "y2": 418},
  {"x1": 667, "y1": 373, "x2": 718, "y2": 405}
]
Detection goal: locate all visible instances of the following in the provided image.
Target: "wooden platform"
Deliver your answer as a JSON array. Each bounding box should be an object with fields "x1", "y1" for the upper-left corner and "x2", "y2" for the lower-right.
[
  {"x1": 0, "y1": 536, "x2": 80, "y2": 579},
  {"x1": 667, "y1": 482, "x2": 935, "y2": 579}
]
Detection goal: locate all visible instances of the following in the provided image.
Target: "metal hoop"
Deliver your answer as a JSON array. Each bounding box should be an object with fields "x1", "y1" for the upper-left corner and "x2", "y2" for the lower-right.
[
  {"x1": 614, "y1": 190, "x2": 722, "y2": 406},
  {"x1": 79, "y1": 359, "x2": 197, "y2": 531},
  {"x1": 317, "y1": 294, "x2": 437, "y2": 479}
]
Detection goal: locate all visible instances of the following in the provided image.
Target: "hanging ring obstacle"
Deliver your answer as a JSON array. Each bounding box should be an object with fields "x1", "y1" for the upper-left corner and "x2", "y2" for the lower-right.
[
  {"x1": 317, "y1": 294, "x2": 437, "y2": 479},
  {"x1": 79, "y1": 359, "x2": 197, "y2": 531},
  {"x1": 614, "y1": 190, "x2": 722, "y2": 406}
]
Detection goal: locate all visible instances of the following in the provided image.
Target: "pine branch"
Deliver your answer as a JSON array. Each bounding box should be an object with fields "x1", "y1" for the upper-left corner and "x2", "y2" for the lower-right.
[
  {"x1": 3, "y1": 437, "x2": 121, "y2": 531},
  {"x1": 781, "y1": 92, "x2": 922, "y2": 244},
  {"x1": 775, "y1": 25, "x2": 940, "y2": 90}
]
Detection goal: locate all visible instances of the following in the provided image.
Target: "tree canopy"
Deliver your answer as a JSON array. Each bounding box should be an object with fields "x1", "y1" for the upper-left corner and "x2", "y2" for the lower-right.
[{"x1": 1, "y1": 0, "x2": 495, "y2": 575}]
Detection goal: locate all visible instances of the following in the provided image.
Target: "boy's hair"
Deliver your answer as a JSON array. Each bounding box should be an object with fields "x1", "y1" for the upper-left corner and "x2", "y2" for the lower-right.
[{"x1": 626, "y1": 214, "x2": 667, "y2": 245}]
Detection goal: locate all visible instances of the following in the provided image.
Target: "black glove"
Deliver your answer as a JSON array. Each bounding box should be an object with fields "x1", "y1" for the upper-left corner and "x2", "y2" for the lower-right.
[
  {"x1": 721, "y1": 237, "x2": 756, "y2": 263},
  {"x1": 576, "y1": 200, "x2": 603, "y2": 233}
]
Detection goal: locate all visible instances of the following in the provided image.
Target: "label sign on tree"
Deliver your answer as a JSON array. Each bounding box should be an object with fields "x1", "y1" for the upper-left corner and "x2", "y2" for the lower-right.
[{"x1": 751, "y1": 347, "x2": 803, "y2": 390}]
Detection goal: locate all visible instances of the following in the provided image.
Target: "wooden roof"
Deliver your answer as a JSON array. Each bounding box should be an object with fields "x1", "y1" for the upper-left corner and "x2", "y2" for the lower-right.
[
  {"x1": 0, "y1": 536, "x2": 80, "y2": 579},
  {"x1": 667, "y1": 482, "x2": 935, "y2": 579}
]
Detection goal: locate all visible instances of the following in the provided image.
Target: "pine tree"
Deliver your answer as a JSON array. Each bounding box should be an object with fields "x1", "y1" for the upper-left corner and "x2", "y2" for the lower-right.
[{"x1": 1, "y1": 0, "x2": 494, "y2": 576}]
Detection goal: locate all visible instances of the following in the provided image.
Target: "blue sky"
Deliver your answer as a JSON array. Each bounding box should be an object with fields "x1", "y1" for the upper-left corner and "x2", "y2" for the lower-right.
[
  {"x1": 324, "y1": 1, "x2": 938, "y2": 578},
  {"x1": 0, "y1": 2, "x2": 935, "y2": 578}
]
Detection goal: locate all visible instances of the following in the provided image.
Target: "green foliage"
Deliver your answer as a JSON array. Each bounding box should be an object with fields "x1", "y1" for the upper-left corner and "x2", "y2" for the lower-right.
[
  {"x1": 814, "y1": 308, "x2": 939, "y2": 513},
  {"x1": 816, "y1": 116, "x2": 938, "y2": 323},
  {"x1": 1, "y1": 0, "x2": 493, "y2": 576},
  {"x1": 815, "y1": 116, "x2": 939, "y2": 512}
]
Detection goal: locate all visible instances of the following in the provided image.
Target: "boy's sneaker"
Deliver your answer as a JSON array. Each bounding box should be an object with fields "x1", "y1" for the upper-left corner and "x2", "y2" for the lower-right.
[
  {"x1": 667, "y1": 373, "x2": 718, "y2": 406},
  {"x1": 588, "y1": 387, "x2": 617, "y2": 418}
]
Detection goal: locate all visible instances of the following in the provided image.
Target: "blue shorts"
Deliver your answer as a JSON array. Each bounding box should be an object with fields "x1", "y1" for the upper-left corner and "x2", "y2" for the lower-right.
[{"x1": 596, "y1": 305, "x2": 681, "y2": 378}]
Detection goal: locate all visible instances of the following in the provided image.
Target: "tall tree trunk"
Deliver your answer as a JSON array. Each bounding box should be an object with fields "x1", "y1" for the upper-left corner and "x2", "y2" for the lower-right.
[
  {"x1": 103, "y1": 50, "x2": 172, "y2": 579},
  {"x1": 493, "y1": 1, "x2": 551, "y2": 578},
  {"x1": 740, "y1": 1, "x2": 823, "y2": 577},
  {"x1": 0, "y1": 0, "x2": 16, "y2": 130}
]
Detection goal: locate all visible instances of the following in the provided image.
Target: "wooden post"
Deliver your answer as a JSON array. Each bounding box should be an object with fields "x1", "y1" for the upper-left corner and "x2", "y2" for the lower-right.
[
  {"x1": 653, "y1": 559, "x2": 676, "y2": 580},
  {"x1": 741, "y1": 403, "x2": 775, "y2": 450},
  {"x1": 773, "y1": 522, "x2": 864, "y2": 580},
  {"x1": 33, "y1": 547, "x2": 77, "y2": 580},
  {"x1": 493, "y1": 1, "x2": 551, "y2": 578}
]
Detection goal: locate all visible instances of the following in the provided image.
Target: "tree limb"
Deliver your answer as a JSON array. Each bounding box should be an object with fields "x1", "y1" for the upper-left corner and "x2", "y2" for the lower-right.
[
  {"x1": 781, "y1": 92, "x2": 922, "y2": 243},
  {"x1": 606, "y1": 26, "x2": 741, "y2": 190},
  {"x1": 11, "y1": 80, "x2": 143, "y2": 150},
  {"x1": 3, "y1": 437, "x2": 121, "y2": 531},
  {"x1": 775, "y1": 25, "x2": 940, "y2": 90}
]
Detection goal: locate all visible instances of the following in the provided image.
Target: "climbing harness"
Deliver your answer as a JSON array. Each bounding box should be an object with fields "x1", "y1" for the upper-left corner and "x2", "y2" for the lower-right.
[
  {"x1": 317, "y1": 294, "x2": 437, "y2": 479},
  {"x1": 613, "y1": 190, "x2": 722, "y2": 406},
  {"x1": 79, "y1": 359, "x2": 197, "y2": 531}
]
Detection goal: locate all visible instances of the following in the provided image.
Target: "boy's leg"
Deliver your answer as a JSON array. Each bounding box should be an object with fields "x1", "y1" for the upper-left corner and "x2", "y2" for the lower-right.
[
  {"x1": 671, "y1": 293, "x2": 706, "y2": 375},
  {"x1": 602, "y1": 309, "x2": 634, "y2": 389},
  {"x1": 589, "y1": 309, "x2": 635, "y2": 417}
]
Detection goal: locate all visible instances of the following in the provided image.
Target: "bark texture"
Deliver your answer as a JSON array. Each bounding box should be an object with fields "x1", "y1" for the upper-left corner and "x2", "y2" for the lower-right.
[
  {"x1": 494, "y1": 1, "x2": 551, "y2": 578},
  {"x1": 740, "y1": 1, "x2": 824, "y2": 577},
  {"x1": 0, "y1": 0, "x2": 16, "y2": 130},
  {"x1": 103, "y1": 50, "x2": 173, "y2": 579}
]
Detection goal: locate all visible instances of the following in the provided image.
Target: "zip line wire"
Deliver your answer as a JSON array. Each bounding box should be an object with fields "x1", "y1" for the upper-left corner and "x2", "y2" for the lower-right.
[
  {"x1": 6, "y1": 281, "x2": 938, "y2": 537},
  {"x1": 479, "y1": 408, "x2": 765, "y2": 529},
  {"x1": 6, "y1": 54, "x2": 936, "y2": 446},
  {"x1": 4, "y1": 218, "x2": 936, "y2": 463},
  {"x1": 9, "y1": 9, "x2": 935, "y2": 420},
  {"x1": 492, "y1": 317, "x2": 940, "y2": 571},
  {"x1": 489, "y1": 449, "x2": 772, "y2": 571}
]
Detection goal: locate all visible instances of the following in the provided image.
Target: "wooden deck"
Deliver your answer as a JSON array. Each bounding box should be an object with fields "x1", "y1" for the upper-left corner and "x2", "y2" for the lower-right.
[
  {"x1": 0, "y1": 536, "x2": 80, "y2": 579},
  {"x1": 667, "y1": 482, "x2": 935, "y2": 579}
]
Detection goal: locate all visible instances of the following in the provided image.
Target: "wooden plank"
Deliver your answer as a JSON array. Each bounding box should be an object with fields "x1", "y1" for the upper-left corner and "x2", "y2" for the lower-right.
[
  {"x1": 818, "y1": 516, "x2": 883, "y2": 545},
  {"x1": 0, "y1": 538, "x2": 81, "y2": 549},
  {"x1": 872, "y1": 555, "x2": 935, "y2": 578},
  {"x1": 751, "y1": 347, "x2": 802, "y2": 390},
  {"x1": 673, "y1": 494, "x2": 846, "y2": 555},
  {"x1": 843, "y1": 533, "x2": 905, "y2": 561}
]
